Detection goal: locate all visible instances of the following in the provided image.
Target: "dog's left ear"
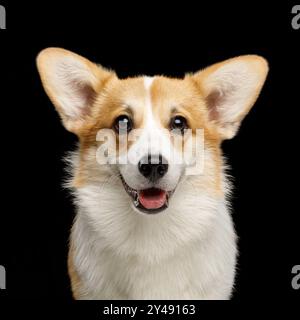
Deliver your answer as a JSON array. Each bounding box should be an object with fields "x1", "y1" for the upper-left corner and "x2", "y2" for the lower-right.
[{"x1": 190, "y1": 55, "x2": 269, "y2": 139}]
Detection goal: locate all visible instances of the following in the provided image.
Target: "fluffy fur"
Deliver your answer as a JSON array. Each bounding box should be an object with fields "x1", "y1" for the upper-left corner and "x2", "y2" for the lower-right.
[{"x1": 36, "y1": 48, "x2": 268, "y2": 299}]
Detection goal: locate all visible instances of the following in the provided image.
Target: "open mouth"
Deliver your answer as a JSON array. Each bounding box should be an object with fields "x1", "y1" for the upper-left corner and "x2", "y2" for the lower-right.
[{"x1": 120, "y1": 175, "x2": 174, "y2": 214}]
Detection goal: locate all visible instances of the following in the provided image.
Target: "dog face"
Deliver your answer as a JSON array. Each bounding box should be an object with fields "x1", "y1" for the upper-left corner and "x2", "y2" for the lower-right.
[{"x1": 37, "y1": 48, "x2": 268, "y2": 216}]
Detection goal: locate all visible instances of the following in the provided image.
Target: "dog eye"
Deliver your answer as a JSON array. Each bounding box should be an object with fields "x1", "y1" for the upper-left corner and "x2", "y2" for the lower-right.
[
  {"x1": 113, "y1": 115, "x2": 133, "y2": 133},
  {"x1": 170, "y1": 116, "x2": 188, "y2": 133}
]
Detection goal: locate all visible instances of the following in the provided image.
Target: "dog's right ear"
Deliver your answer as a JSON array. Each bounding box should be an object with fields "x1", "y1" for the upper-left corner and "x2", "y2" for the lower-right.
[{"x1": 36, "y1": 48, "x2": 114, "y2": 134}]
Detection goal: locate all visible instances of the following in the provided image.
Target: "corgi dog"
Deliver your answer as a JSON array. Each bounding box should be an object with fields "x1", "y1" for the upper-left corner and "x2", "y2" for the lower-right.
[{"x1": 36, "y1": 48, "x2": 268, "y2": 299}]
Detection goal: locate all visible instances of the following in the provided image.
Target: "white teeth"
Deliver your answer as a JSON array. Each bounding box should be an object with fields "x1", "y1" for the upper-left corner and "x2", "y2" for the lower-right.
[
  {"x1": 133, "y1": 193, "x2": 140, "y2": 207},
  {"x1": 165, "y1": 195, "x2": 169, "y2": 207}
]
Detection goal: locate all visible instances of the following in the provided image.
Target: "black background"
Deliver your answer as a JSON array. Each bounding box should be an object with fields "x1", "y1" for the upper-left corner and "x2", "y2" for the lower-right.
[{"x1": 0, "y1": 0, "x2": 299, "y2": 310}]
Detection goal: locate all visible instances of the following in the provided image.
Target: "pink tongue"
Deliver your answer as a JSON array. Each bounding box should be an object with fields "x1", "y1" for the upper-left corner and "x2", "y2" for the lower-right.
[{"x1": 139, "y1": 188, "x2": 167, "y2": 209}]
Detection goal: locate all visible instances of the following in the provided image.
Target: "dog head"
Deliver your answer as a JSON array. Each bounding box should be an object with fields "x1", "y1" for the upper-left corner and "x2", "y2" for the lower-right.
[{"x1": 37, "y1": 48, "x2": 268, "y2": 217}]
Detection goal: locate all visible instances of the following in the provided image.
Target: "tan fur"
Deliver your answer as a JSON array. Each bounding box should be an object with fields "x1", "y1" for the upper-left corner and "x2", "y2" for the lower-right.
[
  {"x1": 37, "y1": 48, "x2": 115, "y2": 134},
  {"x1": 68, "y1": 75, "x2": 224, "y2": 190},
  {"x1": 189, "y1": 55, "x2": 268, "y2": 139},
  {"x1": 68, "y1": 243, "x2": 82, "y2": 299}
]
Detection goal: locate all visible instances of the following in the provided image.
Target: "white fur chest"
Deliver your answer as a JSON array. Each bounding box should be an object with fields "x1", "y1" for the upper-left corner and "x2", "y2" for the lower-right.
[{"x1": 70, "y1": 182, "x2": 237, "y2": 300}]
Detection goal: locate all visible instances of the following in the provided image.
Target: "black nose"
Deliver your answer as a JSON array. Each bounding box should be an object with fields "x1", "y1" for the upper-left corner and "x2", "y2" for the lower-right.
[{"x1": 138, "y1": 154, "x2": 168, "y2": 181}]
